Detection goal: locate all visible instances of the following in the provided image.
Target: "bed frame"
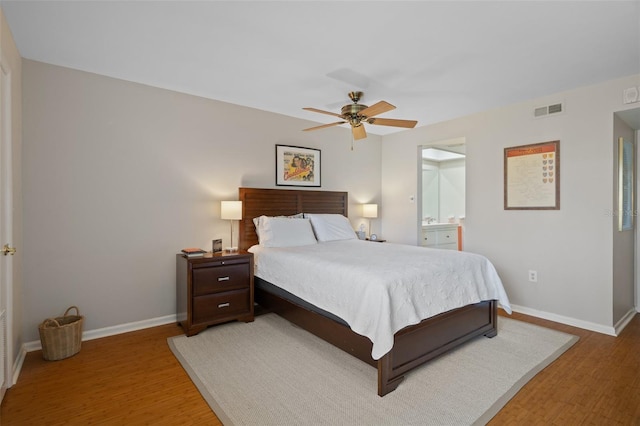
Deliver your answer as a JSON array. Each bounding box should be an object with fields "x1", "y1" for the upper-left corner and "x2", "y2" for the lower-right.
[{"x1": 238, "y1": 187, "x2": 497, "y2": 396}]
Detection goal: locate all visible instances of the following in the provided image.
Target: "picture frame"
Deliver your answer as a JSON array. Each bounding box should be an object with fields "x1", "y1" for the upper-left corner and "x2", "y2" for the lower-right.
[
  {"x1": 618, "y1": 137, "x2": 634, "y2": 231},
  {"x1": 276, "y1": 145, "x2": 321, "y2": 187},
  {"x1": 504, "y1": 140, "x2": 560, "y2": 210}
]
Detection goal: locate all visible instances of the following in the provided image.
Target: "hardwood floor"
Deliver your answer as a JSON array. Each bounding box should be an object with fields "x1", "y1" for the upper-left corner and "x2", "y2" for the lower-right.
[
  {"x1": 1, "y1": 311, "x2": 638, "y2": 425},
  {"x1": 490, "y1": 311, "x2": 640, "y2": 425},
  {"x1": 1, "y1": 323, "x2": 221, "y2": 425}
]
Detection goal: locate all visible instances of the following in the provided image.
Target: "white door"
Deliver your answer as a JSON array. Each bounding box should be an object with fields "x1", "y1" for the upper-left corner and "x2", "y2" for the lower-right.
[{"x1": 0, "y1": 55, "x2": 15, "y2": 402}]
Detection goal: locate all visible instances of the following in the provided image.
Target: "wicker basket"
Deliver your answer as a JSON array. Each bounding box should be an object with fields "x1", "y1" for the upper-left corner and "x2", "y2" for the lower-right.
[{"x1": 38, "y1": 306, "x2": 84, "y2": 361}]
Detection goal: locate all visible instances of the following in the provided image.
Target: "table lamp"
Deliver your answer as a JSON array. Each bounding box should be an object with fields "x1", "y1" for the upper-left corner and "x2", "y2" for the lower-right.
[
  {"x1": 362, "y1": 203, "x2": 378, "y2": 237},
  {"x1": 221, "y1": 200, "x2": 242, "y2": 252}
]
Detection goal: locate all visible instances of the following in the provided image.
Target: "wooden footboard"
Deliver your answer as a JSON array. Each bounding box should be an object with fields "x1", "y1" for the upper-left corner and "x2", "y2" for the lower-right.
[
  {"x1": 378, "y1": 300, "x2": 497, "y2": 396},
  {"x1": 255, "y1": 281, "x2": 497, "y2": 396}
]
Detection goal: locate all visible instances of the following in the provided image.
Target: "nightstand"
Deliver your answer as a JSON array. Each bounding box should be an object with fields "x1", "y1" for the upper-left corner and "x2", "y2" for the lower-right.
[
  {"x1": 366, "y1": 238, "x2": 387, "y2": 243},
  {"x1": 176, "y1": 251, "x2": 254, "y2": 336}
]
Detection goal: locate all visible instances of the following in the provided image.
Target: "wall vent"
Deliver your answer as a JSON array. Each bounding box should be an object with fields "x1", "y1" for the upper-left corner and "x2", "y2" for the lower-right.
[{"x1": 534, "y1": 102, "x2": 564, "y2": 118}]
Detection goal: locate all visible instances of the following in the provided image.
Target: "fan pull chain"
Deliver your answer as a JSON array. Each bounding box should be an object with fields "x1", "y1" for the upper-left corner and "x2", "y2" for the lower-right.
[{"x1": 351, "y1": 135, "x2": 354, "y2": 151}]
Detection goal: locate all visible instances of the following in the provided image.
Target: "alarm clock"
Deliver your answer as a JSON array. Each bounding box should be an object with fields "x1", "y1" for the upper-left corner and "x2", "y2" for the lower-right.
[{"x1": 370, "y1": 234, "x2": 378, "y2": 241}]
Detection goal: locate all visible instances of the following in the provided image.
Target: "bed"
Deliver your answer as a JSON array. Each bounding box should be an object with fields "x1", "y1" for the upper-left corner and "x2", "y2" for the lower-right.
[{"x1": 238, "y1": 187, "x2": 510, "y2": 396}]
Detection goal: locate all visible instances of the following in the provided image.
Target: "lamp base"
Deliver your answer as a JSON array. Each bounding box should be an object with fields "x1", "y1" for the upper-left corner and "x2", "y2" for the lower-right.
[{"x1": 225, "y1": 247, "x2": 239, "y2": 253}]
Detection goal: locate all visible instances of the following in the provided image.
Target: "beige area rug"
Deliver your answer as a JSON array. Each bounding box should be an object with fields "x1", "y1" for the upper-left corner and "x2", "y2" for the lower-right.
[{"x1": 168, "y1": 313, "x2": 577, "y2": 425}]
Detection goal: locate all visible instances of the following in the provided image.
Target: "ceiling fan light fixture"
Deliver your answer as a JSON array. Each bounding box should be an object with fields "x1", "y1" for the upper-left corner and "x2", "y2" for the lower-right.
[
  {"x1": 348, "y1": 116, "x2": 362, "y2": 126},
  {"x1": 341, "y1": 103, "x2": 367, "y2": 117},
  {"x1": 302, "y1": 91, "x2": 417, "y2": 140}
]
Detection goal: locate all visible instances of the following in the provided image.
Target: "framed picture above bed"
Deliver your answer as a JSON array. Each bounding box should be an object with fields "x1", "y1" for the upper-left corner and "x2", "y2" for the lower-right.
[{"x1": 276, "y1": 145, "x2": 321, "y2": 187}]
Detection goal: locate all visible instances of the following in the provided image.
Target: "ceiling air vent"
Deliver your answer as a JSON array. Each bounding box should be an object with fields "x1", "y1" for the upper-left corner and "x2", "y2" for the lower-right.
[{"x1": 534, "y1": 102, "x2": 564, "y2": 118}]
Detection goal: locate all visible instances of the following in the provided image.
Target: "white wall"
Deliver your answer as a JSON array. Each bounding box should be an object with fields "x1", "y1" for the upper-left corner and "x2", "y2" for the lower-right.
[
  {"x1": 22, "y1": 60, "x2": 382, "y2": 342},
  {"x1": 381, "y1": 74, "x2": 640, "y2": 331},
  {"x1": 18, "y1": 59, "x2": 640, "y2": 341}
]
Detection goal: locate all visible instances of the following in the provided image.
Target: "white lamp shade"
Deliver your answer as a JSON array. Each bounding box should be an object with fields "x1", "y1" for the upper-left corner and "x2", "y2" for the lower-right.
[
  {"x1": 221, "y1": 201, "x2": 243, "y2": 220},
  {"x1": 362, "y1": 204, "x2": 378, "y2": 218}
]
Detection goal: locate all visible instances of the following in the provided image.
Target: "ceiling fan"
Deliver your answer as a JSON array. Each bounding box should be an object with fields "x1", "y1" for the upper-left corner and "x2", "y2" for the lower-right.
[{"x1": 302, "y1": 91, "x2": 418, "y2": 140}]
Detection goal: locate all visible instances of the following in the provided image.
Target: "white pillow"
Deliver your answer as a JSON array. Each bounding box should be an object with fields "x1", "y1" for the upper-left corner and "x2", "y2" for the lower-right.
[
  {"x1": 253, "y1": 213, "x2": 303, "y2": 243},
  {"x1": 306, "y1": 214, "x2": 357, "y2": 242},
  {"x1": 259, "y1": 216, "x2": 318, "y2": 248}
]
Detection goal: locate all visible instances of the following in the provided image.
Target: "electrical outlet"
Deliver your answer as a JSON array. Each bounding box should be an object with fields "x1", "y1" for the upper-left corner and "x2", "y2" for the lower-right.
[{"x1": 528, "y1": 270, "x2": 538, "y2": 282}]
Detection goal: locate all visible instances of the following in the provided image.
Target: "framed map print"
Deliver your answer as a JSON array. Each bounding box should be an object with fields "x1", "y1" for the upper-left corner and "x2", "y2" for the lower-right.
[{"x1": 504, "y1": 141, "x2": 560, "y2": 210}]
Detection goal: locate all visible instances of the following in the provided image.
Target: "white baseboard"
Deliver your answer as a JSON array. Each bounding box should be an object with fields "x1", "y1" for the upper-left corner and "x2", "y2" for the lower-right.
[
  {"x1": 22, "y1": 313, "x2": 177, "y2": 354},
  {"x1": 13, "y1": 313, "x2": 176, "y2": 386},
  {"x1": 509, "y1": 304, "x2": 618, "y2": 336},
  {"x1": 11, "y1": 345, "x2": 26, "y2": 386},
  {"x1": 614, "y1": 308, "x2": 637, "y2": 336}
]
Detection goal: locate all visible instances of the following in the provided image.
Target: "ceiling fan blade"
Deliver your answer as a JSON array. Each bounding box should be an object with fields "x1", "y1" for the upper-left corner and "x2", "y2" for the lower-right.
[
  {"x1": 352, "y1": 124, "x2": 367, "y2": 140},
  {"x1": 303, "y1": 121, "x2": 346, "y2": 132},
  {"x1": 303, "y1": 107, "x2": 344, "y2": 119},
  {"x1": 359, "y1": 101, "x2": 395, "y2": 118},
  {"x1": 367, "y1": 117, "x2": 418, "y2": 128}
]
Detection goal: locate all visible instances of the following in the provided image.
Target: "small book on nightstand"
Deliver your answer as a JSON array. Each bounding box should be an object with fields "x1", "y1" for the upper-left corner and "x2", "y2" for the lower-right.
[{"x1": 181, "y1": 247, "x2": 206, "y2": 258}]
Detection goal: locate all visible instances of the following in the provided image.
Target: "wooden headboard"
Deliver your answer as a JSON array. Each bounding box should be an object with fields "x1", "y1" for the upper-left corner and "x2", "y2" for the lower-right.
[{"x1": 238, "y1": 187, "x2": 348, "y2": 250}]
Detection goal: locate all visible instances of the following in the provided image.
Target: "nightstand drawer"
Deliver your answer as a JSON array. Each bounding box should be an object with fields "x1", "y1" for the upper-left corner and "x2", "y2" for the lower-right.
[
  {"x1": 192, "y1": 289, "x2": 251, "y2": 324},
  {"x1": 193, "y1": 264, "x2": 249, "y2": 296}
]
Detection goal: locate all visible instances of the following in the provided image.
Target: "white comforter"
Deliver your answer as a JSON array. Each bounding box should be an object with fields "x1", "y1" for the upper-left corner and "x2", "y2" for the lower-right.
[{"x1": 249, "y1": 240, "x2": 511, "y2": 360}]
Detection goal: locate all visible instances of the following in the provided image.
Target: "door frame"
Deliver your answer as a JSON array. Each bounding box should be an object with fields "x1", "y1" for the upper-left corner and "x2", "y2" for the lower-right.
[
  {"x1": 0, "y1": 52, "x2": 15, "y2": 399},
  {"x1": 417, "y1": 137, "x2": 466, "y2": 246}
]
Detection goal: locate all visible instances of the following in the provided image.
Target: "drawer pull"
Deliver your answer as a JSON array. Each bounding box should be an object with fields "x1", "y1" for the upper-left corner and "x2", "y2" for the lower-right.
[
  {"x1": 218, "y1": 302, "x2": 230, "y2": 308},
  {"x1": 218, "y1": 276, "x2": 230, "y2": 282}
]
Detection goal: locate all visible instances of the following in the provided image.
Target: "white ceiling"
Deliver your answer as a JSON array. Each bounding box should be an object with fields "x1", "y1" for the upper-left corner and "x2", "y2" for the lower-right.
[{"x1": 3, "y1": 1, "x2": 639, "y2": 136}]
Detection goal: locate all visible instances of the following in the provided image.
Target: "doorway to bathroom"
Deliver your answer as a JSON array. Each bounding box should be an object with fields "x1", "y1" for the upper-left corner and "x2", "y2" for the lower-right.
[{"x1": 418, "y1": 137, "x2": 466, "y2": 248}]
